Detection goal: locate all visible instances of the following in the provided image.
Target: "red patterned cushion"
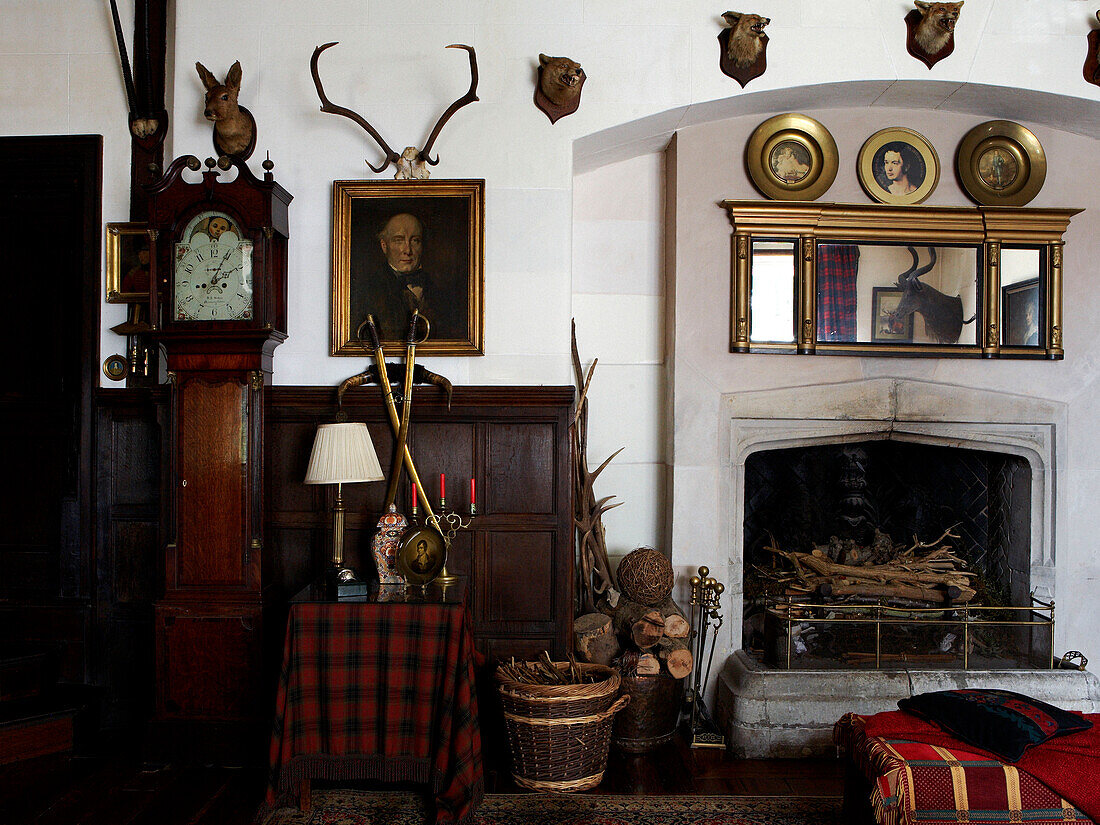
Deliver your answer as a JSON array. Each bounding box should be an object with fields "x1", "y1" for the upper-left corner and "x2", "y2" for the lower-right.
[{"x1": 899, "y1": 689, "x2": 1093, "y2": 762}]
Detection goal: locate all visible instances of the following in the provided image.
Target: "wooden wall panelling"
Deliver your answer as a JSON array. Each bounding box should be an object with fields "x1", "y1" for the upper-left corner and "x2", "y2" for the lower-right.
[
  {"x1": 265, "y1": 386, "x2": 575, "y2": 660},
  {"x1": 93, "y1": 388, "x2": 165, "y2": 731}
]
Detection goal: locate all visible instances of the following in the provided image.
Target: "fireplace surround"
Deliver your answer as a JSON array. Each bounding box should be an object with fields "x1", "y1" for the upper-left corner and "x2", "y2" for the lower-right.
[{"x1": 712, "y1": 378, "x2": 1100, "y2": 756}]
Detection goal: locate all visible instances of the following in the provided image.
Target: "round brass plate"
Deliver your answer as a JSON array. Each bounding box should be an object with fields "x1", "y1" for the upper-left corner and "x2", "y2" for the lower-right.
[
  {"x1": 397, "y1": 525, "x2": 447, "y2": 585},
  {"x1": 857, "y1": 127, "x2": 940, "y2": 205},
  {"x1": 956, "y1": 120, "x2": 1046, "y2": 207},
  {"x1": 746, "y1": 113, "x2": 838, "y2": 201}
]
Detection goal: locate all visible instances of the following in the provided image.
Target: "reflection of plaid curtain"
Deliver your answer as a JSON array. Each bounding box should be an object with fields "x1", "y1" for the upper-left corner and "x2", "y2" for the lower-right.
[{"x1": 816, "y1": 244, "x2": 860, "y2": 342}]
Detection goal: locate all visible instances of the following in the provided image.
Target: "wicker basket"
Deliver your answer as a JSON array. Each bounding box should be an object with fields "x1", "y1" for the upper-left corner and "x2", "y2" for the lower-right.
[{"x1": 495, "y1": 662, "x2": 630, "y2": 792}]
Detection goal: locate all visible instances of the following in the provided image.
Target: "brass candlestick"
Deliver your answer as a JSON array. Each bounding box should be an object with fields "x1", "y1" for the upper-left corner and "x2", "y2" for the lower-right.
[{"x1": 427, "y1": 508, "x2": 473, "y2": 586}]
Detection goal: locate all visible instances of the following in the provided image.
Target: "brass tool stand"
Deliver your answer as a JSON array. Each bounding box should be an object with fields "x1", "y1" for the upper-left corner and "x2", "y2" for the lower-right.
[{"x1": 686, "y1": 566, "x2": 726, "y2": 748}]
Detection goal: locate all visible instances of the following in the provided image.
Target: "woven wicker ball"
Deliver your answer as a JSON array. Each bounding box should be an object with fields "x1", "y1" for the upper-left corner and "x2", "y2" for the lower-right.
[{"x1": 617, "y1": 547, "x2": 673, "y2": 606}]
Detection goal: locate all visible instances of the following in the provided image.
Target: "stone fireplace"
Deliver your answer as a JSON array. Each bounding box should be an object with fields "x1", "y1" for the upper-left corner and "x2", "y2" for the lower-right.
[{"x1": 713, "y1": 378, "x2": 1099, "y2": 756}]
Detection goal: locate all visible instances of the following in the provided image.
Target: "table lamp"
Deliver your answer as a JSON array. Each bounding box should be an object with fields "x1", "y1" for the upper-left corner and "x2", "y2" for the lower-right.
[{"x1": 304, "y1": 422, "x2": 384, "y2": 584}]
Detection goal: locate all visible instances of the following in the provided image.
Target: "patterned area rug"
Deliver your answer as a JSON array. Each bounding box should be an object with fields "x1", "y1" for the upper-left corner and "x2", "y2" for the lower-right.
[{"x1": 262, "y1": 790, "x2": 844, "y2": 825}]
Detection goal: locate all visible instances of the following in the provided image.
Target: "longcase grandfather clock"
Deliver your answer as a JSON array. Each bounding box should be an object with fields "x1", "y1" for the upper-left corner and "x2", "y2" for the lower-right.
[{"x1": 146, "y1": 155, "x2": 290, "y2": 754}]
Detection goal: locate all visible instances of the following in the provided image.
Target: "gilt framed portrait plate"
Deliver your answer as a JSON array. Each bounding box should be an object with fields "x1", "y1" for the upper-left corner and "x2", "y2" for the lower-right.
[
  {"x1": 857, "y1": 128, "x2": 939, "y2": 206},
  {"x1": 956, "y1": 120, "x2": 1046, "y2": 207},
  {"x1": 106, "y1": 222, "x2": 154, "y2": 303},
  {"x1": 331, "y1": 179, "x2": 484, "y2": 357},
  {"x1": 746, "y1": 113, "x2": 838, "y2": 201}
]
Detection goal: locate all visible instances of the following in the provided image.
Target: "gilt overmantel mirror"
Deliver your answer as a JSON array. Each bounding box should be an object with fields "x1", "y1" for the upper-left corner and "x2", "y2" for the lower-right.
[{"x1": 721, "y1": 201, "x2": 1080, "y2": 359}]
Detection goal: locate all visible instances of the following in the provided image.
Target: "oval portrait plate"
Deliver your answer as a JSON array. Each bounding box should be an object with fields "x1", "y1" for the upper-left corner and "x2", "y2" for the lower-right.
[
  {"x1": 956, "y1": 120, "x2": 1046, "y2": 207},
  {"x1": 746, "y1": 113, "x2": 838, "y2": 201},
  {"x1": 397, "y1": 525, "x2": 447, "y2": 586}
]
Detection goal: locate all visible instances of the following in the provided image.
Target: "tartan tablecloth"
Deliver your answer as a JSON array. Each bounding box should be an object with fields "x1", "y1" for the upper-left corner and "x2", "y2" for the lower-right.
[
  {"x1": 836, "y1": 712, "x2": 1095, "y2": 824},
  {"x1": 262, "y1": 600, "x2": 483, "y2": 824}
]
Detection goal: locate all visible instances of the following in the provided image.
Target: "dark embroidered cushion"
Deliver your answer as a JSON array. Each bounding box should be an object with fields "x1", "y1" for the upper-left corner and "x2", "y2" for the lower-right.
[{"x1": 898, "y1": 688, "x2": 1093, "y2": 762}]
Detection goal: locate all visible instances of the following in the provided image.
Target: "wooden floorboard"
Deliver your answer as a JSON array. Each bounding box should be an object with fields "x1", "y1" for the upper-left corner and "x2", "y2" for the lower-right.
[{"x1": 1, "y1": 734, "x2": 842, "y2": 825}]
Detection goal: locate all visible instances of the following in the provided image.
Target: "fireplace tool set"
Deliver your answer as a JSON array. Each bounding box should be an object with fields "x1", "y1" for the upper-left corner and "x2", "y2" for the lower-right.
[{"x1": 685, "y1": 566, "x2": 726, "y2": 748}]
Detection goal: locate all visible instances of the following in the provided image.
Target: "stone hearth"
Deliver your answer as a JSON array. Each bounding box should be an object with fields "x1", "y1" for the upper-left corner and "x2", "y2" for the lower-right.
[{"x1": 712, "y1": 378, "x2": 1097, "y2": 756}]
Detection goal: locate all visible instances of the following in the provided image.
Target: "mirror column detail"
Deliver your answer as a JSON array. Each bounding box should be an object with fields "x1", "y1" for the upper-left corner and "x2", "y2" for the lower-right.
[
  {"x1": 798, "y1": 235, "x2": 815, "y2": 354},
  {"x1": 733, "y1": 233, "x2": 750, "y2": 352},
  {"x1": 1049, "y1": 242, "x2": 1064, "y2": 358},
  {"x1": 984, "y1": 242, "x2": 1001, "y2": 358}
]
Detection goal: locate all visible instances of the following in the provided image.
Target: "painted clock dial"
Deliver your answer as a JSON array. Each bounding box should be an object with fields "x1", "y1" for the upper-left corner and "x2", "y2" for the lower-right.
[{"x1": 173, "y1": 210, "x2": 254, "y2": 321}]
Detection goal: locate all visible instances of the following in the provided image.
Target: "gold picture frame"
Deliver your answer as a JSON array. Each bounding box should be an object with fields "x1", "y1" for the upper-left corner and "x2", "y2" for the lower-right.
[
  {"x1": 857, "y1": 127, "x2": 940, "y2": 205},
  {"x1": 956, "y1": 120, "x2": 1046, "y2": 207},
  {"x1": 331, "y1": 179, "x2": 484, "y2": 357},
  {"x1": 745, "y1": 113, "x2": 839, "y2": 201},
  {"x1": 105, "y1": 222, "x2": 153, "y2": 304}
]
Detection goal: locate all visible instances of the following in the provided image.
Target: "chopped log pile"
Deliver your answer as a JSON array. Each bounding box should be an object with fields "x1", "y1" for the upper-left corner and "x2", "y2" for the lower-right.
[
  {"x1": 576, "y1": 595, "x2": 694, "y2": 680},
  {"x1": 759, "y1": 525, "x2": 977, "y2": 608}
]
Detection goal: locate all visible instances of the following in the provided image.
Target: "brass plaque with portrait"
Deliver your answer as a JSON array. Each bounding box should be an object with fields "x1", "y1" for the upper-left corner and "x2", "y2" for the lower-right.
[
  {"x1": 857, "y1": 128, "x2": 940, "y2": 205},
  {"x1": 331, "y1": 180, "x2": 484, "y2": 357}
]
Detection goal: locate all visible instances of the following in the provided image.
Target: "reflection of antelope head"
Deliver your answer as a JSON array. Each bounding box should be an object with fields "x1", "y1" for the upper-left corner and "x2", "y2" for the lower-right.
[{"x1": 889, "y1": 246, "x2": 968, "y2": 344}]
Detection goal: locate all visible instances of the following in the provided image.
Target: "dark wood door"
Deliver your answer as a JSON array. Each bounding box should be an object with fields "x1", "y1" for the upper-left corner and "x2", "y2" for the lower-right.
[{"x1": 0, "y1": 137, "x2": 100, "y2": 681}]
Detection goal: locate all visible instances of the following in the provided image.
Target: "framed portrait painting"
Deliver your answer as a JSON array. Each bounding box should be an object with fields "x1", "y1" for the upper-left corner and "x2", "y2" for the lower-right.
[
  {"x1": 331, "y1": 179, "x2": 484, "y2": 356},
  {"x1": 1002, "y1": 278, "x2": 1041, "y2": 347},
  {"x1": 857, "y1": 127, "x2": 940, "y2": 206},
  {"x1": 871, "y1": 286, "x2": 913, "y2": 343},
  {"x1": 106, "y1": 222, "x2": 154, "y2": 303}
]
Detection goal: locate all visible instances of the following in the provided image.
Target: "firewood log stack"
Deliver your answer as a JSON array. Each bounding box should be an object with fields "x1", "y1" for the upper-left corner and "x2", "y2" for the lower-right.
[
  {"x1": 760, "y1": 525, "x2": 978, "y2": 609},
  {"x1": 573, "y1": 547, "x2": 694, "y2": 680}
]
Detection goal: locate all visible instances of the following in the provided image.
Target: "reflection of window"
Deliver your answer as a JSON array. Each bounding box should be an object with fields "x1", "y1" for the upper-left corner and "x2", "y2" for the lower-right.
[
  {"x1": 749, "y1": 245, "x2": 795, "y2": 343},
  {"x1": 816, "y1": 244, "x2": 860, "y2": 342}
]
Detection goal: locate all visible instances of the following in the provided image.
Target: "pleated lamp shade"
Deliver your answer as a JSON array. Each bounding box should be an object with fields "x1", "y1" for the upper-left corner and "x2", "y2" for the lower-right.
[{"x1": 304, "y1": 422, "x2": 385, "y2": 485}]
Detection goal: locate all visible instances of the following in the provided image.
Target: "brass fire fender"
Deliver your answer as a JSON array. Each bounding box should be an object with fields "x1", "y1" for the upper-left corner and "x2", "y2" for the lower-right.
[{"x1": 722, "y1": 201, "x2": 1080, "y2": 359}]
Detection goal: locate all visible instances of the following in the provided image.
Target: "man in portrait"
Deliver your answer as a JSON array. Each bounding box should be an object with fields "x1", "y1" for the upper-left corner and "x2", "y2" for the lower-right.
[{"x1": 349, "y1": 210, "x2": 466, "y2": 343}]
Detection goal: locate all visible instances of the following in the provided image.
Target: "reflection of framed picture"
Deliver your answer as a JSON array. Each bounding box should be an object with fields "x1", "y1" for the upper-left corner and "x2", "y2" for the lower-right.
[
  {"x1": 745, "y1": 113, "x2": 839, "y2": 201},
  {"x1": 1002, "y1": 278, "x2": 1041, "y2": 347},
  {"x1": 331, "y1": 179, "x2": 484, "y2": 356},
  {"x1": 871, "y1": 286, "x2": 913, "y2": 343},
  {"x1": 106, "y1": 222, "x2": 153, "y2": 303},
  {"x1": 857, "y1": 127, "x2": 940, "y2": 205}
]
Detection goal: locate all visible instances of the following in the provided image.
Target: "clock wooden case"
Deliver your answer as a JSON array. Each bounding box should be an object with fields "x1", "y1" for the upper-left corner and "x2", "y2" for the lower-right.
[{"x1": 145, "y1": 155, "x2": 291, "y2": 751}]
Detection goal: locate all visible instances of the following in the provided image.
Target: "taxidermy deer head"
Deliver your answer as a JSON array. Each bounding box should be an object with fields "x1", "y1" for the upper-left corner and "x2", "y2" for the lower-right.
[
  {"x1": 889, "y1": 246, "x2": 974, "y2": 344},
  {"x1": 1084, "y1": 11, "x2": 1100, "y2": 87},
  {"x1": 196, "y1": 61, "x2": 257, "y2": 160},
  {"x1": 310, "y1": 42, "x2": 479, "y2": 180},
  {"x1": 905, "y1": 1, "x2": 963, "y2": 69},
  {"x1": 718, "y1": 11, "x2": 770, "y2": 88},
  {"x1": 108, "y1": 0, "x2": 167, "y2": 149},
  {"x1": 535, "y1": 55, "x2": 586, "y2": 124}
]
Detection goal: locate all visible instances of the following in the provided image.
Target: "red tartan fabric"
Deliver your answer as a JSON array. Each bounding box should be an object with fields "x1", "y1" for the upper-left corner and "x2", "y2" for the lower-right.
[
  {"x1": 837, "y1": 711, "x2": 1100, "y2": 824},
  {"x1": 262, "y1": 601, "x2": 483, "y2": 824},
  {"x1": 816, "y1": 243, "x2": 859, "y2": 342}
]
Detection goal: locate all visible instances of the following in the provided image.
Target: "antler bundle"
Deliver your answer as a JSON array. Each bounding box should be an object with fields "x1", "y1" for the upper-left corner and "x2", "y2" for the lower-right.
[{"x1": 310, "y1": 42, "x2": 479, "y2": 178}]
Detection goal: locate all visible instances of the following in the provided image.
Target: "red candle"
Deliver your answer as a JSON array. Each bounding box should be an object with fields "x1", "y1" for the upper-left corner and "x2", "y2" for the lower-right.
[
  {"x1": 411, "y1": 482, "x2": 417, "y2": 509},
  {"x1": 470, "y1": 477, "x2": 476, "y2": 506},
  {"x1": 440, "y1": 472, "x2": 446, "y2": 500}
]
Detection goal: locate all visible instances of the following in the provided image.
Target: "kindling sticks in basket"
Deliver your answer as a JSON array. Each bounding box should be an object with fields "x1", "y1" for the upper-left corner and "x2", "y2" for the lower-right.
[{"x1": 495, "y1": 658, "x2": 629, "y2": 792}]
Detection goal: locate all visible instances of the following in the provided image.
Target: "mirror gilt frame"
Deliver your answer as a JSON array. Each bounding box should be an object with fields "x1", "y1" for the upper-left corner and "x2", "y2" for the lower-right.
[{"x1": 721, "y1": 201, "x2": 1079, "y2": 359}]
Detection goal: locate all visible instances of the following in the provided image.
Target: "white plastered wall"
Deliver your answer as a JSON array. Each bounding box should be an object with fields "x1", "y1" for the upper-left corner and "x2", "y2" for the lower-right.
[{"x1": 5, "y1": 1, "x2": 1100, "y2": 651}]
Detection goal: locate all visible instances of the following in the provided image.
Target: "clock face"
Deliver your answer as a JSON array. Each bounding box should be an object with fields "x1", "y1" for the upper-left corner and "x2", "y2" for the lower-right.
[{"x1": 173, "y1": 210, "x2": 254, "y2": 321}]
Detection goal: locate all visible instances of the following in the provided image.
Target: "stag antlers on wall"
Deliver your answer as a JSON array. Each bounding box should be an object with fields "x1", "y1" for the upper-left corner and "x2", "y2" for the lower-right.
[{"x1": 310, "y1": 42, "x2": 479, "y2": 179}]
